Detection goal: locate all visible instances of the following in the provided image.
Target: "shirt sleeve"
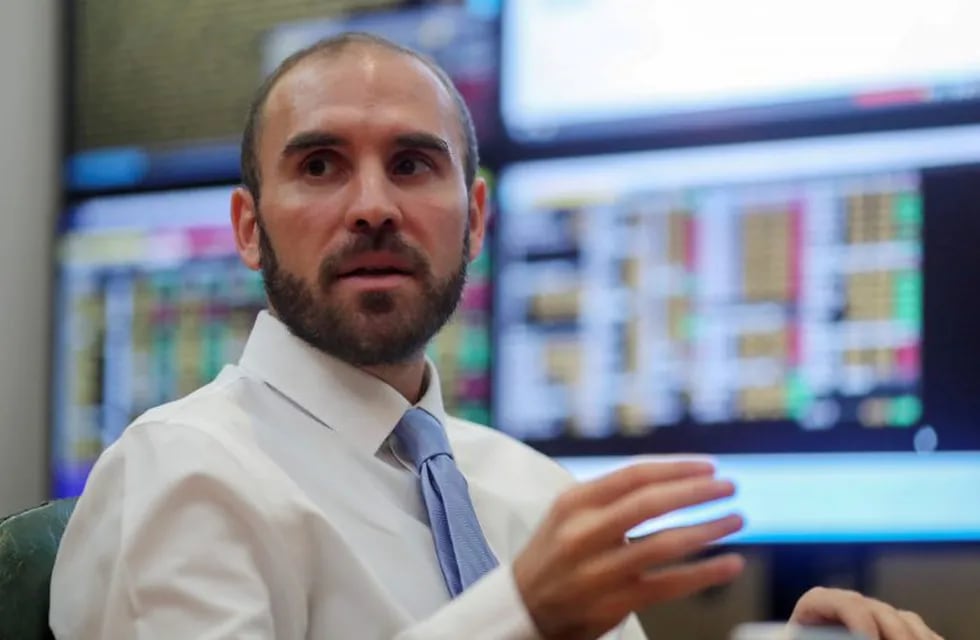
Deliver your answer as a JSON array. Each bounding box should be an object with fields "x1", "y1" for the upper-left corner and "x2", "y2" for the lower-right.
[{"x1": 50, "y1": 422, "x2": 309, "y2": 640}]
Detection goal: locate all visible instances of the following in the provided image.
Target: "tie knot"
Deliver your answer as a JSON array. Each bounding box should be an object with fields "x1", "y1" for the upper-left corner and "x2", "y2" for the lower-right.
[{"x1": 394, "y1": 408, "x2": 452, "y2": 471}]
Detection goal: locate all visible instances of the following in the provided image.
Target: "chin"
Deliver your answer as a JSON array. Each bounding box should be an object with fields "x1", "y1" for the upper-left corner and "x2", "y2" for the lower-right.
[{"x1": 352, "y1": 290, "x2": 407, "y2": 316}]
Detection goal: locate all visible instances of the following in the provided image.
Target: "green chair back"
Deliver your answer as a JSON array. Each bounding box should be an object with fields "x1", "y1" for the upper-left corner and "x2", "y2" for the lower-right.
[{"x1": 0, "y1": 498, "x2": 78, "y2": 640}]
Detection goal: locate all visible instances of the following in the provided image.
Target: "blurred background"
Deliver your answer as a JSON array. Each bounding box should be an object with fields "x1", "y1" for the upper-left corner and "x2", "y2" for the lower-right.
[{"x1": 3, "y1": 0, "x2": 980, "y2": 637}]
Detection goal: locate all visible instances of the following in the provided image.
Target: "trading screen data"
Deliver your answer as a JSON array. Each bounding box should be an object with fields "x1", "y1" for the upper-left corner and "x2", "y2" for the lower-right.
[
  {"x1": 495, "y1": 125, "x2": 980, "y2": 451},
  {"x1": 497, "y1": 173, "x2": 920, "y2": 440}
]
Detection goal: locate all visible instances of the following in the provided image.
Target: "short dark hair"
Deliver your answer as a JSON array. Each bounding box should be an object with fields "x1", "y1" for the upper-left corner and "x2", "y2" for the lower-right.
[{"x1": 240, "y1": 32, "x2": 479, "y2": 203}]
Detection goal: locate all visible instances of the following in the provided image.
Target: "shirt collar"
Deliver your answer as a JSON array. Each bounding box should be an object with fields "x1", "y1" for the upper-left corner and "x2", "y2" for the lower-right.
[{"x1": 238, "y1": 310, "x2": 449, "y2": 456}]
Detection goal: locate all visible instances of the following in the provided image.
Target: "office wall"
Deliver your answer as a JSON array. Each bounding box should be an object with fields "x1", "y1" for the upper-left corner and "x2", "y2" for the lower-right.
[
  {"x1": 73, "y1": 0, "x2": 393, "y2": 150},
  {"x1": 0, "y1": 0, "x2": 60, "y2": 515}
]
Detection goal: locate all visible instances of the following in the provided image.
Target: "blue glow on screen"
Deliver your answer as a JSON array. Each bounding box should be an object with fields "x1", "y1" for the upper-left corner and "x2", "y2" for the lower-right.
[{"x1": 560, "y1": 453, "x2": 980, "y2": 544}]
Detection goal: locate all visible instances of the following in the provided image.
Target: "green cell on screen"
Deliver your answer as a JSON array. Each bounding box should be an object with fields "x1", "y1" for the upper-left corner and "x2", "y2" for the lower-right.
[
  {"x1": 893, "y1": 192, "x2": 922, "y2": 239},
  {"x1": 458, "y1": 328, "x2": 490, "y2": 370},
  {"x1": 469, "y1": 250, "x2": 491, "y2": 278},
  {"x1": 893, "y1": 271, "x2": 922, "y2": 329},
  {"x1": 680, "y1": 313, "x2": 701, "y2": 340},
  {"x1": 457, "y1": 403, "x2": 491, "y2": 426},
  {"x1": 202, "y1": 323, "x2": 224, "y2": 380},
  {"x1": 786, "y1": 373, "x2": 812, "y2": 422},
  {"x1": 888, "y1": 395, "x2": 922, "y2": 427},
  {"x1": 245, "y1": 269, "x2": 266, "y2": 299},
  {"x1": 679, "y1": 314, "x2": 695, "y2": 340}
]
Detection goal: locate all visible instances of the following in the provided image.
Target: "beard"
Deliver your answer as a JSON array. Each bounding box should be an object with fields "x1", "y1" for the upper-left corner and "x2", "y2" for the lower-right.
[{"x1": 257, "y1": 215, "x2": 469, "y2": 367}]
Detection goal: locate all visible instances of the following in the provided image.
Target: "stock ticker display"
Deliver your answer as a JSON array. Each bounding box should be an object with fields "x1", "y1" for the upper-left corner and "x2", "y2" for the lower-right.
[{"x1": 494, "y1": 142, "x2": 925, "y2": 444}]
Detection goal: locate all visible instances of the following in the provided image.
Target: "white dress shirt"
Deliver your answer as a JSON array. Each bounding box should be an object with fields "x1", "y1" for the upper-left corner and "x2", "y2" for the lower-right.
[{"x1": 50, "y1": 311, "x2": 647, "y2": 639}]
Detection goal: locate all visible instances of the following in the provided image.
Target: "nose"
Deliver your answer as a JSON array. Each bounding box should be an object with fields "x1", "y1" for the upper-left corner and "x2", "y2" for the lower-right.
[{"x1": 343, "y1": 162, "x2": 403, "y2": 234}]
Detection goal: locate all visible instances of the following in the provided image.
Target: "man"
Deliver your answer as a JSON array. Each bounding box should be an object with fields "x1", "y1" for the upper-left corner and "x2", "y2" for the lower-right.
[{"x1": 51, "y1": 33, "x2": 941, "y2": 639}]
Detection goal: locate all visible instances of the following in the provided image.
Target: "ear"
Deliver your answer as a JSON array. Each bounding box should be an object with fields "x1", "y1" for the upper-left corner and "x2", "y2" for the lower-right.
[
  {"x1": 231, "y1": 187, "x2": 262, "y2": 271},
  {"x1": 466, "y1": 176, "x2": 488, "y2": 261}
]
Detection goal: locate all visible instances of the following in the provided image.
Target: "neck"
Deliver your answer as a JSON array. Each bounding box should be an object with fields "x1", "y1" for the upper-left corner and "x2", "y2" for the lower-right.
[
  {"x1": 360, "y1": 356, "x2": 428, "y2": 403},
  {"x1": 265, "y1": 306, "x2": 430, "y2": 402}
]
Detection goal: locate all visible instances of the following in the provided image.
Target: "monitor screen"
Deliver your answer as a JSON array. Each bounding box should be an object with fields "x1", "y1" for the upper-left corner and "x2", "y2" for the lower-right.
[
  {"x1": 501, "y1": 0, "x2": 980, "y2": 144},
  {"x1": 494, "y1": 124, "x2": 980, "y2": 542},
  {"x1": 51, "y1": 185, "x2": 491, "y2": 497}
]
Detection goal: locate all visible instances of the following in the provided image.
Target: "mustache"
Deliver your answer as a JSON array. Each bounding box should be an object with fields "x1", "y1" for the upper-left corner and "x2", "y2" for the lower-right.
[{"x1": 318, "y1": 231, "x2": 430, "y2": 286}]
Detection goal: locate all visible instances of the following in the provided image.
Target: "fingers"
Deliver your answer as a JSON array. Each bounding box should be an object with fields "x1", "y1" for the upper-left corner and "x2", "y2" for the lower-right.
[
  {"x1": 898, "y1": 610, "x2": 943, "y2": 640},
  {"x1": 562, "y1": 461, "x2": 716, "y2": 511},
  {"x1": 790, "y1": 587, "x2": 943, "y2": 640},
  {"x1": 514, "y1": 462, "x2": 744, "y2": 639},
  {"x1": 817, "y1": 600, "x2": 880, "y2": 640},
  {"x1": 599, "y1": 476, "x2": 736, "y2": 544},
  {"x1": 791, "y1": 588, "x2": 880, "y2": 639},
  {"x1": 860, "y1": 598, "x2": 943, "y2": 640},
  {"x1": 577, "y1": 513, "x2": 745, "y2": 593},
  {"x1": 867, "y1": 598, "x2": 916, "y2": 640},
  {"x1": 594, "y1": 552, "x2": 745, "y2": 615},
  {"x1": 560, "y1": 475, "x2": 737, "y2": 561}
]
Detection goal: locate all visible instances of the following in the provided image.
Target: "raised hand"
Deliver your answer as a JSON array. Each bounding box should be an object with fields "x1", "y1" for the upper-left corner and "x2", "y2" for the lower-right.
[{"x1": 513, "y1": 461, "x2": 745, "y2": 640}]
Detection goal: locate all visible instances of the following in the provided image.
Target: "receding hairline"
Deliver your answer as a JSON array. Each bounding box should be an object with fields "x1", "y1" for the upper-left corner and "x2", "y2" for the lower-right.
[
  {"x1": 240, "y1": 33, "x2": 480, "y2": 202},
  {"x1": 252, "y1": 40, "x2": 466, "y2": 164}
]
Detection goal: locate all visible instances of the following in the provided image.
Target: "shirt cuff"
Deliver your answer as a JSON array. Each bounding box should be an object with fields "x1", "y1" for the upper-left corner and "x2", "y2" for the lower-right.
[{"x1": 396, "y1": 563, "x2": 541, "y2": 640}]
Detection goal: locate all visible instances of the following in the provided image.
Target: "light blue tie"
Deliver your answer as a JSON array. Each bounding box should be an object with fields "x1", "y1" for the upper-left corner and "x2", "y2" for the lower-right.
[{"x1": 394, "y1": 408, "x2": 499, "y2": 596}]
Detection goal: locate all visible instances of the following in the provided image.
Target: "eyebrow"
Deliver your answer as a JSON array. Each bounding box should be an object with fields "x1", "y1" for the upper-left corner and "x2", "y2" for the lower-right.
[
  {"x1": 282, "y1": 131, "x2": 347, "y2": 158},
  {"x1": 393, "y1": 132, "x2": 451, "y2": 158},
  {"x1": 280, "y1": 130, "x2": 452, "y2": 160}
]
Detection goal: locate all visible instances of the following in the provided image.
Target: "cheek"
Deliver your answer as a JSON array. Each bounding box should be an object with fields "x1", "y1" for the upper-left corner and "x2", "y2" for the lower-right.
[
  {"x1": 414, "y1": 201, "x2": 469, "y2": 265},
  {"x1": 264, "y1": 200, "x2": 343, "y2": 278}
]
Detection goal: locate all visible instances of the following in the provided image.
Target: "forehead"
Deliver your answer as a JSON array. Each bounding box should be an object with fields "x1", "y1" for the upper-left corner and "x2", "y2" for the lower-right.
[{"x1": 260, "y1": 46, "x2": 462, "y2": 153}]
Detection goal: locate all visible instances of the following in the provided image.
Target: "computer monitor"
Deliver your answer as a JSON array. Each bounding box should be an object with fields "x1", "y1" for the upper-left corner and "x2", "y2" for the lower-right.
[
  {"x1": 494, "y1": 124, "x2": 980, "y2": 542},
  {"x1": 501, "y1": 0, "x2": 980, "y2": 144},
  {"x1": 51, "y1": 185, "x2": 491, "y2": 497}
]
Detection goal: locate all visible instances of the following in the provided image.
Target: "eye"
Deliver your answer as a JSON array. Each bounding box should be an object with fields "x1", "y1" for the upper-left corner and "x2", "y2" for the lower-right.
[
  {"x1": 302, "y1": 153, "x2": 335, "y2": 178},
  {"x1": 391, "y1": 155, "x2": 433, "y2": 177}
]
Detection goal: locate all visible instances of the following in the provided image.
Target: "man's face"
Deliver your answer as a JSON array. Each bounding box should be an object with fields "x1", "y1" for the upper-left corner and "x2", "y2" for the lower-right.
[{"x1": 232, "y1": 47, "x2": 486, "y2": 366}]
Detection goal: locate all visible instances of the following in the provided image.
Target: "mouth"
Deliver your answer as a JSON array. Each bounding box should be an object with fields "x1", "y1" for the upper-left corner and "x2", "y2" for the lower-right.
[
  {"x1": 338, "y1": 266, "x2": 413, "y2": 279},
  {"x1": 333, "y1": 253, "x2": 418, "y2": 289}
]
